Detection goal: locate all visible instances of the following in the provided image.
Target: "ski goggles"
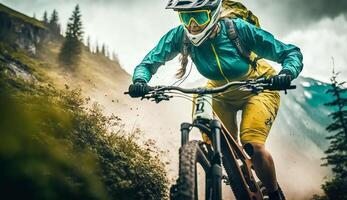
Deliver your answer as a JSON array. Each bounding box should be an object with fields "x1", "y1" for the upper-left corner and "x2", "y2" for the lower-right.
[{"x1": 178, "y1": 10, "x2": 211, "y2": 27}]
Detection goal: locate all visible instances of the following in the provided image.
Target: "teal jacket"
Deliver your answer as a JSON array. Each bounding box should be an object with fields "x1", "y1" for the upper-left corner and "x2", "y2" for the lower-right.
[{"x1": 133, "y1": 18, "x2": 303, "y2": 83}]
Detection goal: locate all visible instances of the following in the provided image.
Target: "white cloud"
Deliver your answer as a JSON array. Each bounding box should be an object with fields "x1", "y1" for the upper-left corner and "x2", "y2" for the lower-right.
[{"x1": 283, "y1": 15, "x2": 347, "y2": 83}]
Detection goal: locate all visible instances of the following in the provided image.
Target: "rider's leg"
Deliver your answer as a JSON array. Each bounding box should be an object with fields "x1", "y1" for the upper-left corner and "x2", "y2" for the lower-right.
[
  {"x1": 239, "y1": 90, "x2": 281, "y2": 193},
  {"x1": 211, "y1": 98, "x2": 238, "y2": 139},
  {"x1": 251, "y1": 143, "x2": 278, "y2": 192}
]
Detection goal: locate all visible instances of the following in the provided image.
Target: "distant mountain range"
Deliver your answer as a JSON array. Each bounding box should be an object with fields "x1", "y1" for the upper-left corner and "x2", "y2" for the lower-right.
[{"x1": 279, "y1": 76, "x2": 333, "y2": 151}]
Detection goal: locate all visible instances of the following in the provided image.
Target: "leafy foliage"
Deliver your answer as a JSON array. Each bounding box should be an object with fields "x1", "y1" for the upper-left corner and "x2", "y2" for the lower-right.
[{"x1": 0, "y1": 68, "x2": 168, "y2": 199}]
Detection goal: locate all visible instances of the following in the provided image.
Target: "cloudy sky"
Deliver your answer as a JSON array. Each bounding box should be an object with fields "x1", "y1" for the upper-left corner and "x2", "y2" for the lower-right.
[{"x1": 1, "y1": 0, "x2": 346, "y2": 84}]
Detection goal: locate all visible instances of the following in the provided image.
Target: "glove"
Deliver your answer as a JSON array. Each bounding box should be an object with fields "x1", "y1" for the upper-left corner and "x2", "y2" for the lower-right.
[
  {"x1": 128, "y1": 79, "x2": 149, "y2": 98},
  {"x1": 268, "y1": 69, "x2": 293, "y2": 90}
]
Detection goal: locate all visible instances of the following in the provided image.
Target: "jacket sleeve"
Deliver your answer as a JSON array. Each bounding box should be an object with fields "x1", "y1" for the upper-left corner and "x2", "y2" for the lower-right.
[
  {"x1": 132, "y1": 25, "x2": 184, "y2": 83},
  {"x1": 234, "y1": 18, "x2": 303, "y2": 79}
]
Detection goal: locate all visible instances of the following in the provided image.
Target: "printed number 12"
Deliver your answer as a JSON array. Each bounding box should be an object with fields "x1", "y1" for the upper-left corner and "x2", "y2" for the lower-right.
[{"x1": 196, "y1": 102, "x2": 205, "y2": 112}]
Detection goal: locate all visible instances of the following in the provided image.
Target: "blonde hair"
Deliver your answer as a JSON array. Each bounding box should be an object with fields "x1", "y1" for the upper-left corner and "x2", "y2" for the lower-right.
[
  {"x1": 176, "y1": 53, "x2": 189, "y2": 78},
  {"x1": 176, "y1": 34, "x2": 190, "y2": 79}
]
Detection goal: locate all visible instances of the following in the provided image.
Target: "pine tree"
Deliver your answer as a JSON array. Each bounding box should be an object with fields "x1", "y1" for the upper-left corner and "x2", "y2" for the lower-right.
[
  {"x1": 317, "y1": 62, "x2": 347, "y2": 200},
  {"x1": 65, "y1": 5, "x2": 83, "y2": 42},
  {"x1": 106, "y1": 47, "x2": 110, "y2": 59},
  {"x1": 101, "y1": 43, "x2": 106, "y2": 56},
  {"x1": 42, "y1": 11, "x2": 48, "y2": 24},
  {"x1": 95, "y1": 41, "x2": 99, "y2": 54},
  {"x1": 59, "y1": 5, "x2": 84, "y2": 68},
  {"x1": 49, "y1": 9, "x2": 60, "y2": 35},
  {"x1": 86, "y1": 36, "x2": 91, "y2": 52}
]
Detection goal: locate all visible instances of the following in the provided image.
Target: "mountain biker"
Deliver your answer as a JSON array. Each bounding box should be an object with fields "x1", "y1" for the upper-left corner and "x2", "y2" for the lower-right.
[{"x1": 128, "y1": 0, "x2": 303, "y2": 199}]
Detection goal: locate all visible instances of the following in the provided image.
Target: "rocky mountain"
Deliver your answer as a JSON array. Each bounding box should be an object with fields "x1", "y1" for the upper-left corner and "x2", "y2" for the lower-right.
[{"x1": 0, "y1": 3, "x2": 46, "y2": 54}]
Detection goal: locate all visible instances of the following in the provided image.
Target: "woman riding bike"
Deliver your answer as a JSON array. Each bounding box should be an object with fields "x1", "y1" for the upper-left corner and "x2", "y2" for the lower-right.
[{"x1": 128, "y1": 0, "x2": 303, "y2": 199}]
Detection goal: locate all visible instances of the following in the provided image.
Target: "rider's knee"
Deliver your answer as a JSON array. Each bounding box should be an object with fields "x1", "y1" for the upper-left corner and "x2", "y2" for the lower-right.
[{"x1": 245, "y1": 143, "x2": 266, "y2": 158}]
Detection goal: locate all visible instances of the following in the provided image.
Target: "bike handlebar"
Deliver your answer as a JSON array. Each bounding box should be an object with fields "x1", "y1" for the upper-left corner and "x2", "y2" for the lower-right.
[{"x1": 124, "y1": 77, "x2": 296, "y2": 103}]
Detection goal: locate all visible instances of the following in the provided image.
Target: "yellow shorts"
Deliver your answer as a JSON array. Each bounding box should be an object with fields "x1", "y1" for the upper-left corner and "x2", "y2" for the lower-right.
[{"x1": 195, "y1": 58, "x2": 280, "y2": 145}]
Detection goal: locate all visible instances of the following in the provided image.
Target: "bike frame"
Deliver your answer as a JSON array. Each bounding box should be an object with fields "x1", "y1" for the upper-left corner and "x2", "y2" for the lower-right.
[
  {"x1": 180, "y1": 114, "x2": 264, "y2": 200},
  {"x1": 125, "y1": 77, "x2": 295, "y2": 200}
]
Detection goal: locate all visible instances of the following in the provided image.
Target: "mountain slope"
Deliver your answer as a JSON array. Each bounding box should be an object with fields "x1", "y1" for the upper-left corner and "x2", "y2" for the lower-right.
[
  {"x1": 0, "y1": 3, "x2": 169, "y2": 200},
  {"x1": 281, "y1": 76, "x2": 333, "y2": 149}
]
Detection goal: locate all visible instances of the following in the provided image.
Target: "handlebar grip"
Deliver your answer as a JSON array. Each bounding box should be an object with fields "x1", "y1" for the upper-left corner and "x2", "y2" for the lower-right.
[
  {"x1": 265, "y1": 84, "x2": 297, "y2": 91},
  {"x1": 124, "y1": 85, "x2": 153, "y2": 96},
  {"x1": 288, "y1": 85, "x2": 296, "y2": 90}
]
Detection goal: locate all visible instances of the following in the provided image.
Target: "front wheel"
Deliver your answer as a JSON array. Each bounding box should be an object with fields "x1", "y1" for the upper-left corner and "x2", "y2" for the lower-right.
[{"x1": 170, "y1": 141, "x2": 213, "y2": 200}]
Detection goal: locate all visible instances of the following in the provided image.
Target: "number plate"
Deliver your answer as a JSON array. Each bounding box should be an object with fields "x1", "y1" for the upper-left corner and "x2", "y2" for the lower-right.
[{"x1": 193, "y1": 94, "x2": 213, "y2": 121}]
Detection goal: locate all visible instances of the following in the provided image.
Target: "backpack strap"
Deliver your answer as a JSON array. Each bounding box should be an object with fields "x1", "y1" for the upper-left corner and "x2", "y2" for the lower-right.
[{"x1": 223, "y1": 18, "x2": 259, "y2": 70}]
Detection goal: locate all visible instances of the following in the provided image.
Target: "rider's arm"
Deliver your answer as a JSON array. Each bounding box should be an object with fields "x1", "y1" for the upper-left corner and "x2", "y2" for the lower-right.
[
  {"x1": 132, "y1": 25, "x2": 184, "y2": 83},
  {"x1": 234, "y1": 18, "x2": 303, "y2": 79}
]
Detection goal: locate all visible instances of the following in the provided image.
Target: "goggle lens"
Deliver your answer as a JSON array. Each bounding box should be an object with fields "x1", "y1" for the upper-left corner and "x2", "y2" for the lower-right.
[{"x1": 179, "y1": 10, "x2": 211, "y2": 27}]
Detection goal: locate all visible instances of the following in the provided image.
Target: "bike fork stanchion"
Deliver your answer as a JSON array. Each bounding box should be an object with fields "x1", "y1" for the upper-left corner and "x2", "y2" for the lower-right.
[
  {"x1": 205, "y1": 175, "x2": 212, "y2": 200},
  {"x1": 180, "y1": 123, "x2": 191, "y2": 147},
  {"x1": 210, "y1": 120, "x2": 222, "y2": 200}
]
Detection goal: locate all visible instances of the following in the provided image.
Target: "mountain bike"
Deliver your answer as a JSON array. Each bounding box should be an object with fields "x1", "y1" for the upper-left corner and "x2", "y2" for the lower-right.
[{"x1": 125, "y1": 76, "x2": 294, "y2": 200}]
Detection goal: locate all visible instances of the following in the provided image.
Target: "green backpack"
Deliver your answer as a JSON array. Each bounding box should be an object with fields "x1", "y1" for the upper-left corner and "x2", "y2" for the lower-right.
[{"x1": 182, "y1": 0, "x2": 261, "y2": 70}]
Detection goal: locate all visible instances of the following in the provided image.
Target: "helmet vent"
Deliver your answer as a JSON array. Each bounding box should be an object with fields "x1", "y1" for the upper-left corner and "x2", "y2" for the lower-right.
[
  {"x1": 176, "y1": 0, "x2": 194, "y2": 6},
  {"x1": 167, "y1": 0, "x2": 173, "y2": 6},
  {"x1": 195, "y1": 0, "x2": 208, "y2": 6},
  {"x1": 166, "y1": 0, "x2": 221, "y2": 11}
]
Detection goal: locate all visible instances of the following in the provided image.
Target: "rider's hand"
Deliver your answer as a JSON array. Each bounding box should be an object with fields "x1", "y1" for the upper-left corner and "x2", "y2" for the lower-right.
[
  {"x1": 128, "y1": 79, "x2": 149, "y2": 98},
  {"x1": 268, "y1": 69, "x2": 293, "y2": 90}
]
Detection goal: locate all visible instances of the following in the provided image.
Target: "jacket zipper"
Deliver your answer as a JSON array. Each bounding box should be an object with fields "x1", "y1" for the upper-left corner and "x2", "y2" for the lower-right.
[{"x1": 211, "y1": 43, "x2": 230, "y2": 82}]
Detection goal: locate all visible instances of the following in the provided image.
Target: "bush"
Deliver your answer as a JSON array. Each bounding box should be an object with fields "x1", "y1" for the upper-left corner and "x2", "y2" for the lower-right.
[{"x1": 0, "y1": 73, "x2": 168, "y2": 200}]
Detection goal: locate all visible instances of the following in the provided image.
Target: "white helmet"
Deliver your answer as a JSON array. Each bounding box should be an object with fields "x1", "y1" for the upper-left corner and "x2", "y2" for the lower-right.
[{"x1": 166, "y1": 0, "x2": 222, "y2": 46}]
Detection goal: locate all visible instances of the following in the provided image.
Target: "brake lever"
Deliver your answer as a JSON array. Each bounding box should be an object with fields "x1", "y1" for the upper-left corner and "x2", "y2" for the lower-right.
[
  {"x1": 140, "y1": 91, "x2": 172, "y2": 103},
  {"x1": 152, "y1": 94, "x2": 173, "y2": 103},
  {"x1": 241, "y1": 83, "x2": 265, "y2": 94}
]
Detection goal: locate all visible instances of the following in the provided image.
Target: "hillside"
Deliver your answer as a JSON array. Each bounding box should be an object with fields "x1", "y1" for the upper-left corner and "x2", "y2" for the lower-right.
[{"x1": 0, "y1": 3, "x2": 168, "y2": 200}]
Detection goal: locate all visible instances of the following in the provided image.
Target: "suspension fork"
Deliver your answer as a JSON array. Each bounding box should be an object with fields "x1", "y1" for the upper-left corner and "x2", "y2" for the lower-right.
[
  {"x1": 180, "y1": 120, "x2": 223, "y2": 200},
  {"x1": 180, "y1": 122, "x2": 191, "y2": 147},
  {"x1": 210, "y1": 119, "x2": 223, "y2": 200}
]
